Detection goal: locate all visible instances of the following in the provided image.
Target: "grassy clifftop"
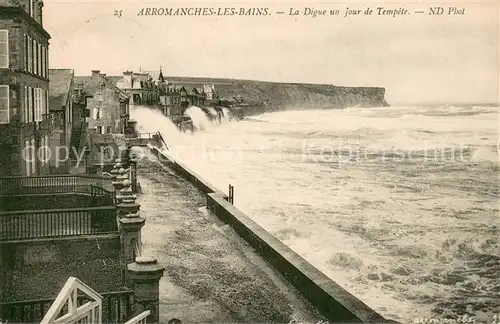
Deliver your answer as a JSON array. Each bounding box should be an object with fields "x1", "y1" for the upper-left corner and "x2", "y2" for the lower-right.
[{"x1": 164, "y1": 76, "x2": 390, "y2": 115}]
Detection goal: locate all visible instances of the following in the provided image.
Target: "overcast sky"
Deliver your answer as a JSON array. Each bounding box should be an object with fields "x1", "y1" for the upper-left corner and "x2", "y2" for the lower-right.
[{"x1": 43, "y1": 0, "x2": 498, "y2": 105}]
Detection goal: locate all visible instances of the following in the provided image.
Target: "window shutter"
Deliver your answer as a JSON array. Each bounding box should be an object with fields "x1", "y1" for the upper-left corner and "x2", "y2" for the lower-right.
[
  {"x1": 24, "y1": 34, "x2": 28, "y2": 70},
  {"x1": 31, "y1": 138, "x2": 36, "y2": 175},
  {"x1": 28, "y1": 87, "x2": 32, "y2": 122},
  {"x1": 0, "y1": 85, "x2": 9, "y2": 124},
  {"x1": 46, "y1": 90, "x2": 49, "y2": 115},
  {"x1": 27, "y1": 37, "x2": 31, "y2": 73},
  {"x1": 34, "y1": 40, "x2": 38, "y2": 75},
  {"x1": 34, "y1": 88, "x2": 37, "y2": 121},
  {"x1": 35, "y1": 88, "x2": 37, "y2": 121},
  {"x1": 31, "y1": 38, "x2": 34, "y2": 73},
  {"x1": 0, "y1": 30, "x2": 9, "y2": 69},
  {"x1": 45, "y1": 46, "x2": 48, "y2": 77},
  {"x1": 25, "y1": 140, "x2": 30, "y2": 175},
  {"x1": 36, "y1": 88, "x2": 39, "y2": 121},
  {"x1": 41, "y1": 46, "x2": 45, "y2": 77},
  {"x1": 38, "y1": 43, "x2": 41, "y2": 75},
  {"x1": 24, "y1": 86, "x2": 28, "y2": 122},
  {"x1": 37, "y1": 88, "x2": 41, "y2": 121}
]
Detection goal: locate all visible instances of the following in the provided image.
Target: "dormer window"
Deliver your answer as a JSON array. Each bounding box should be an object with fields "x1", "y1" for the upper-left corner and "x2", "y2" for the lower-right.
[{"x1": 100, "y1": 82, "x2": 106, "y2": 90}]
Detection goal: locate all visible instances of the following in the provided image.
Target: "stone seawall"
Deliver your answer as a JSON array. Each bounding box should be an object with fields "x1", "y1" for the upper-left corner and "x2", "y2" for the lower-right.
[{"x1": 148, "y1": 145, "x2": 398, "y2": 323}]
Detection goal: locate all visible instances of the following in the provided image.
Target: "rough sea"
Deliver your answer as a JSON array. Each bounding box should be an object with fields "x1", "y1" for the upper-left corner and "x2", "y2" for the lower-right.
[{"x1": 131, "y1": 104, "x2": 499, "y2": 323}]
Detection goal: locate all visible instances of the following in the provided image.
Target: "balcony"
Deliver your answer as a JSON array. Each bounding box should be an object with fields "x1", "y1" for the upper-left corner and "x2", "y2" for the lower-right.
[
  {"x1": 0, "y1": 174, "x2": 116, "y2": 241},
  {"x1": 0, "y1": 174, "x2": 114, "y2": 196},
  {"x1": 0, "y1": 205, "x2": 117, "y2": 241}
]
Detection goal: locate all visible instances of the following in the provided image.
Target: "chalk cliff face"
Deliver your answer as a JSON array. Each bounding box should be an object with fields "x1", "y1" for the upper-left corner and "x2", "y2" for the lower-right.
[
  {"x1": 162, "y1": 76, "x2": 390, "y2": 115},
  {"x1": 216, "y1": 81, "x2": 389, "y2": 115}
]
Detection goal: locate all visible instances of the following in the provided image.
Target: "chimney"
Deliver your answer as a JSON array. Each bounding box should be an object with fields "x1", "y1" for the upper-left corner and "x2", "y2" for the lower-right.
[
  {"x1": 100, "y1": 73, "x2": 107, "y2": 77},
  {"x1": 91, "y1": 70, "x2": 100, "y2": 77},
  {"x1": 38, "y1": 1, "x2": 44, "y2": 26}
]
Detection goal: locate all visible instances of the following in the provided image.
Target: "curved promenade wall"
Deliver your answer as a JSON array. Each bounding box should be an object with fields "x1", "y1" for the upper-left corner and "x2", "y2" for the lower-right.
[{"x1": 148, "y1": 145, "x2": 398, "y2": 323}]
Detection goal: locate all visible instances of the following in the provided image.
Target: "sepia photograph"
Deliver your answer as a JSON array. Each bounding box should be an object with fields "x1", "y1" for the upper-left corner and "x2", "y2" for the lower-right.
[{"x1": 0, "y1": 0, "x2": 498, "y2": 323}]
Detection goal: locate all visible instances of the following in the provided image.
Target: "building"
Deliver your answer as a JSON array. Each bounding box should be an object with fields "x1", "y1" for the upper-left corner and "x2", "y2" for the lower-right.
[
  {"x1": 203, "y1": 83, "x2": 217, "y2": 102},
  {"x1": 115, "y1": 70, "x2": 159, "y2": 109},
  {"x1": 47, "y1": 69, "x2": 75, "y2": 172},
  {"x1": 74, "y1": 70, "x2": 130, "y2": 135},
  {"x1": 0, "y1": 0, "x2": 51, "y2": 176}
]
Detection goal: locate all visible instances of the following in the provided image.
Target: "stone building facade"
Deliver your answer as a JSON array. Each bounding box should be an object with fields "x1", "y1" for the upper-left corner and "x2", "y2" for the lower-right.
[
  {"x1": 74, "y1": 70, "x2": 130, "y2": 135},
  {"x1": 0, "y1": 0, "x2": 51, "y2": 176}
]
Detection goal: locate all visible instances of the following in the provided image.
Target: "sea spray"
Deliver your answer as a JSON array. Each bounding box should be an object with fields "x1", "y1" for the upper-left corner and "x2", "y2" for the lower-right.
[
  {"x1": 222, "y1": 107, "x2": 231, "y2": 122},
  {"x1": 185, "y1": 106, "x2": 212, "y2": 131},
  {"x1": 207, "y1": 107, "x2": 218, "y2": 117},
  {"x1": 129, "y1": 106, "x2": 191, "y2": 160},
  {"x1": 130, "y1": 105, "x2": 223, "y2": 165}
]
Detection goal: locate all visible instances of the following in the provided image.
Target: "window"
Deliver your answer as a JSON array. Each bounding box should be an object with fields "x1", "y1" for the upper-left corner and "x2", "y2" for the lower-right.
[
  {"x1": 40, "y1": 135, "x2": 49, "y2": 165},
  {"x1": 31, "y1": 38, "x2": 35, "y2": 72},
  {"x1": 40, "y1": 136, "x2": 44, "y2": 165},
  {"x1": 33, "y1": 88, "x2": 38, "y2": 121},
  {"x1": 0, "y1": 85, "x2": 9, "y2": 124},
  {"x1": 45, "y1": 47, "x2": 48, "y2": 77},
  {"x1": 24, "y1": 35, "x2": 27, "y2": 70},
  {"x1": 41, "y1": 46, "x2": 45, "y2": 77},
  {"x1": 41, "y1": 89, "x2": 45, "y2": 118},
  {"x1": 24, "y1": 86, "x2": 28, "y2": 122},
  {"x1": 95, "y1": 93, "x2": 103, "y2": 101},
  {"x1": 34, "y1": 88, "x2": 42, "y2": 122},
  {"x1": 0, "y1": 30, "x2": 8, "y2": 68},
  {"x1": 45, "y1": 89, "x2": 49, "y2": 115},
  {"x1": 106, "y1": 126, "x2": 112, "y2": 134},
  {"x1": 27, "y1": 86, "x2": 33, "y2": 122},
  {"x1": 45, "y1": 135, "x2": 50, "y2": 164},
  {"x1": 27, "y1": 37, "x2": 32, "y2": 73},
  {"x1": 37, "y1": 43, "x2": 41, "y2": 75},
  {"x1": 25, "y1": 140, "x2": 31, "y2": 176},
  {"x1": 97, "y1": 126, "x2": 103, "y2": 134},
  {"x1": 93, "y1": 107, "x2": 102, "y2": 120},
  {"x1": 30, "y1": 138, "x2": 36, "y2": 175},
  {"x1": 33, "y1": 40, "x2": 38, "y2": 75}
]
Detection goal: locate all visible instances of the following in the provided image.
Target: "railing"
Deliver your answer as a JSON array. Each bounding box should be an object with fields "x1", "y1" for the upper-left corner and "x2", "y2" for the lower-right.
[
  {"x1": 0, "y1": 206, "x2": 118, "y2": 241},
  {"x1": 124, "y1": 310, "x2": 150, "y2": 324},
  {"x1": 138, "y1": 133, "x2": 154, "y2": 139},
  {"x1": 0, "y1": 289, "x2": 134, "y2": 324},
  {"x1": 228, "y1": 184, "x2": 234, "y2": 204},
  {"x1": 91, "y1": 184, "x2": 116, "y2": 205},
  {"x1": 0, "y1": 174, "x2": 114, "y2": 195}
]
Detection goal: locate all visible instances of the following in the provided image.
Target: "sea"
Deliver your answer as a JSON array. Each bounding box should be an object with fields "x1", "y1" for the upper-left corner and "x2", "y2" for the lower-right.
[{"x1": 130, "y1": 104, "x2": 499, "y2": 324}]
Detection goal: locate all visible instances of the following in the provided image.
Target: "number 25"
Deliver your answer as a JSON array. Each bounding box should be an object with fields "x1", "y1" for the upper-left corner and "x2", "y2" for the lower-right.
[{"x1": 114, "y1": 10, "x2": 122, "y2": 18}]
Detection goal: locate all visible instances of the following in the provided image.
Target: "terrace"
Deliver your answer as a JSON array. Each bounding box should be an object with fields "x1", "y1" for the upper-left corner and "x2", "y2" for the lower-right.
[{"x1": 0, "y1": 162, "x2": 161, "y2": 324}]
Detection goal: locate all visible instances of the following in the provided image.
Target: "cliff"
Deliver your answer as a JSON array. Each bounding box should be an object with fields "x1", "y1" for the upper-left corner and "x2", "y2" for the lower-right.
[{"x1": 159, "y1": 76, "x2": 390, "y2": 115}]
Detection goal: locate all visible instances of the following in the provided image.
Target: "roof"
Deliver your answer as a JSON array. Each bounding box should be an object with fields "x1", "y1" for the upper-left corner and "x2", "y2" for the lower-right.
[
  {"x1": 103, "y1": 76, "x2": 121, "y2": 86},
  {"x1": 74, "y1": 74, "x2": 129, "y2": 99},
  {"x1": 49, "y1": 69, "x2": 74, "y2": 111}
]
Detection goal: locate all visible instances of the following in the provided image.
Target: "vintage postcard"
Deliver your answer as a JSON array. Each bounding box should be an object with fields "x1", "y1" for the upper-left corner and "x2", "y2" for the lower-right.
[{"x1": 0, "y1": 0, "x2": 498, "y2": 324}]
